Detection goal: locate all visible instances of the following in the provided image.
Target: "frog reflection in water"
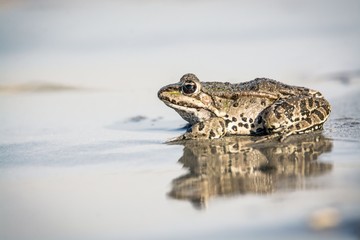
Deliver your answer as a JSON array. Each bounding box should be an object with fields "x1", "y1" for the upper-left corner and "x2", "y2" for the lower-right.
[
  {"x1": 168, "y1": 133, "x2": 333, "y2": 209},
  {"x1": 158, "y1": 73, "x2": 331, "y2": 141}
]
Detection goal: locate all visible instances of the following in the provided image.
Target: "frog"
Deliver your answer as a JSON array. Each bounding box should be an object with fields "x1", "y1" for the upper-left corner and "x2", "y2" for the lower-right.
[{"x1": 158, "y1": 73, "x2": 331, "y2": 141}]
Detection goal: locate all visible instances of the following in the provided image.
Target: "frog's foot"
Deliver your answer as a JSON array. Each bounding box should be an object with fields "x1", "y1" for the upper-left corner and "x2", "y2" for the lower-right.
[
  {"x1": 253, "y1": 133, "x2": 283, "y2": 143},
  {"x1": 168, "y1": 117, "x2": 226, "y2": 142}
]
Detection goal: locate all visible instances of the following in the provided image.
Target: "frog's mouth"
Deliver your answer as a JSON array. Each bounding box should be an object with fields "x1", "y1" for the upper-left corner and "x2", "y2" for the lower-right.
[
  {"x1": 161, "y1": 98, "x2": 198, "y2": 110},
  {"x1": 162, "y1": 100, "x2": 213, "y2": 124},
  {"x1": 162, "y1": 99, "x2": 200, "y2": 114}
]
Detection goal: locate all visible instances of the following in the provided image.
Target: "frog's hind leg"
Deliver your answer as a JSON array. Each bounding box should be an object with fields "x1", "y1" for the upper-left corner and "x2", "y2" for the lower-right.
[
  {"x1": 261, "y1": 95, "x2": 331, "y2": 141},
  {"x1": 168, "y1": 117, "x2": 227, "y2": 142}
]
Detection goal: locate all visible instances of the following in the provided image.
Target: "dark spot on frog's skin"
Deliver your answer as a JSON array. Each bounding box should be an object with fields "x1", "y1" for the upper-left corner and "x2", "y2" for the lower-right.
[
  {"x1": 286, "y1": 112, "x2": 294, "y2": 120},
  {"x1": 225, "y1": 114, "x2": 229, "y2": 118},
  {"x1": 178, "y1": 101, "x2": 190, "y2": 107},
  {"x1": 313, "y1": 109, "x2": 325, "y2": 120},
  {"x1": 300, "y1": 99, "x2": 307, "y2": 110},
  {"x1": 324, "y1": 105, "x2": 331, "y2": 115},
  {"x1": 232, "y1": 125, "x2": 237, "y2": 131},
  {"x1": 240, "y1": 113, "x2": 244, "y2": 117},
  {"x1": 249, "y1": 118, "x2": 253, "y2": 123},
  {"x1": 257, "y1": 116, "x2": 263, "y2": 124},
  {"x1": 238, "y1": 122, "x2": 243, "y2": 127},
  {"x1": 251, "y1": 98, "x2": 258, "y2": 104},
  {"x1": 209, "y1": 130, "x2": 216, "y2": 138},
  {"x1": 171, "y1": 99, "x2": 176, "y2": 104},
  {"x1": 281, "y1": 102, "x2": 295, "y2": 120},
  {"x1": 232, "y1": 117, "x2": 237, "y2": 122},
  {"x1": 308, "y1": 98, "x2": 314, "y2": 108},
  {"x1": 233, "y1": 102, "x2": 239, "y2": 107},
  {"x1": 294, "y1": 117, "x2": 300, "y2": 122},
  {"x1": 251, "y1": 124, "x2": 255, "y2": 128},
  {"x1": 305, "y1": 118, "x2": 312, "y2": 124},
  {"x1": 242, "y1": 117, "x2": 247, "y2": 122},
  {"x1": 296, "y1": 123, "x2": 301, "y2": 130},
  {"x1": 244, "y1": 123, "x2": 249, "y2": 129},
  {"x1": 198, "y1": 122, "x2": 205, "y2": 131},
  {"x1": 281, "y1": 101, "x2": 293, "y2": 110},
  {"x1": 163, "y1": 96, "x2": 170, "y2": 102},
  {"x1": 231, "y1": 94, "x2": 238, "y2": 101},
  {"x1": 225, "y1": 119, "x2": 232, "y2": 127},
  {"x1": 301, "y1": 110, "x2": 309, "y2": 117},
  {"x1": 261, "y1": 99, "x2": 266, "y2": 106}
]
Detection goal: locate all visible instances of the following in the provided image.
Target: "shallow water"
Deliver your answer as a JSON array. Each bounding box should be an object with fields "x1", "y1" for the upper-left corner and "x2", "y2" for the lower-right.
[{"x1": 0, "y1": 82, "x2": 360, "y2": 240}]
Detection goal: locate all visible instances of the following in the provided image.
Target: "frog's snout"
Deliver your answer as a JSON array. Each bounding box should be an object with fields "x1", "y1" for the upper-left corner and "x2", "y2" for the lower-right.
[{"x1": 158, "y1": 83, "x2": 181, "y2": 100}]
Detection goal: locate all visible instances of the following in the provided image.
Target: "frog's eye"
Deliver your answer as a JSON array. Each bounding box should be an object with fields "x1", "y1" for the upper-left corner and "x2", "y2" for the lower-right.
[{"x1": 181, "y1": 81, "x2": 197, "y2": 95}]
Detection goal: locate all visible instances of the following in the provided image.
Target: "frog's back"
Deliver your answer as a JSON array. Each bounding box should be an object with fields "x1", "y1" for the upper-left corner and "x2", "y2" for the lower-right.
[{"x1": 202, "y1": 78, "x2": 314, "y2": 97}]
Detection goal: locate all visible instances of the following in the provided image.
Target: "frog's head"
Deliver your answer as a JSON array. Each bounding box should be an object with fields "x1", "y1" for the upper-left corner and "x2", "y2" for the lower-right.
[{"x1": 158, "y1": 73, "x2": 225, "y2": 124}]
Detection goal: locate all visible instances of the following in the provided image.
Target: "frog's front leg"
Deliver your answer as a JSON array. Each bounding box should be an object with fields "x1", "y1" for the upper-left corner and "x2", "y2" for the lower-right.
[
  {"x1": 261, "y1": 94, "x2": 331, "y2": 140},
  {"x1": 169, "y1": 117, "x2": 227, "y2": 141}
]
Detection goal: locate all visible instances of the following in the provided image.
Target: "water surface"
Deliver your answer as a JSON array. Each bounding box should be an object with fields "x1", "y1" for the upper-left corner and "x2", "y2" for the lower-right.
[{"x1": 0, "y1": 84, "x2": 360, "y2": 240}]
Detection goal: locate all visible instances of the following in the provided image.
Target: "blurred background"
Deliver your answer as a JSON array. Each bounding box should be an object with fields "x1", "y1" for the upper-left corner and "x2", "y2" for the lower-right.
[{"x1": 1, "y1": 0, "x2": 360, "y2": 92}]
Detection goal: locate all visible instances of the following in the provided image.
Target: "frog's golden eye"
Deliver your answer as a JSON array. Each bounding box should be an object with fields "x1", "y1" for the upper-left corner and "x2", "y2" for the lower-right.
[{"x1": 181, "y1": 80, "x2": 197, "y2": 95}]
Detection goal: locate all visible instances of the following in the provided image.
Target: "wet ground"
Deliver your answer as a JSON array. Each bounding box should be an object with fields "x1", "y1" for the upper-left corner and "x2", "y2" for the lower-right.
[{"x1": 0, "y1": 78, "x2": 359, "y2": 240}]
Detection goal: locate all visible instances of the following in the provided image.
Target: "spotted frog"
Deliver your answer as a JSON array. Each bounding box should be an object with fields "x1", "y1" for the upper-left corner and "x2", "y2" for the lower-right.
[{"x1": 158, "y1": 73, "x2": 331, "y2": 141}]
